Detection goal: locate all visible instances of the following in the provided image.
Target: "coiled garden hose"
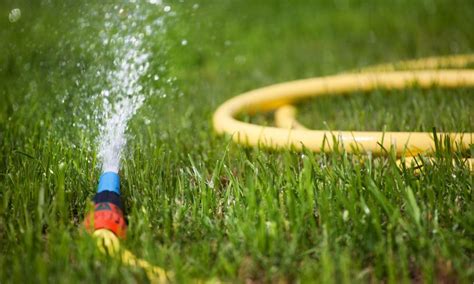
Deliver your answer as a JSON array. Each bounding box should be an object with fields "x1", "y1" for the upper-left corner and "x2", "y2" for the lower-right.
[{"x1": 213, "y1": 54, "x2": 474, "y2": 170}]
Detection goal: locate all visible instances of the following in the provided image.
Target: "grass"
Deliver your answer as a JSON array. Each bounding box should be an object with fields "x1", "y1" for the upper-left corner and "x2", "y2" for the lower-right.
[{"x1": 1, "y1": 0, "x2": 473, "y2": 282}]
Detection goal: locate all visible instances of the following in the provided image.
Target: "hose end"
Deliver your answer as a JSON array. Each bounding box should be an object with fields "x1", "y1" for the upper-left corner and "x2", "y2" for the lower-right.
[
  {"x1": 84, "y1": 173, "x2": 127, "y2": 238},
  {"x1": 98, "y1": 172, "x2": 120, "y2": 195}
]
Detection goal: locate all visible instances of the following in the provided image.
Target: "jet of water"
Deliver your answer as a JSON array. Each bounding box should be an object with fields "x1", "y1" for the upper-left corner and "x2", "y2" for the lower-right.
[
  {"x1": 98, "y1": 33, "x2": 149, "y2": 173},
  {"x1": 96, "y1": 2, "x2": 167, "y2": 173}
]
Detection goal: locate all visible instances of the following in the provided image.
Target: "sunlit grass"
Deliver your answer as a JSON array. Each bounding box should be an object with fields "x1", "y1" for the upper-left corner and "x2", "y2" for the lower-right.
[{"x1": 1, "y1": 0, "x2": 473, "y2": 282}]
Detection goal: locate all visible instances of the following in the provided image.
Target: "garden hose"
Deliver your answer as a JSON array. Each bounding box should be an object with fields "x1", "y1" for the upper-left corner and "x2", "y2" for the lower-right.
[
  {"x1": 213, "y1": 54, "x2": 474, "y2": 170},
  {"x1": 84, "y1": 172, "x2": 173, "y2": 283},
  {"x1": 274, "y1": 104, "x2": 473, "y2": 170},
  {"x1": 93, "y1": 229, "x2": 170, "y2": 283}
]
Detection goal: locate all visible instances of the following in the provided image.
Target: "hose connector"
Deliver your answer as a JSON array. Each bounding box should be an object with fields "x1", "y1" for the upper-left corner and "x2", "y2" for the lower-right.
[{"x1": 84, "y1": 172, "x2": 127, "y2": 239}]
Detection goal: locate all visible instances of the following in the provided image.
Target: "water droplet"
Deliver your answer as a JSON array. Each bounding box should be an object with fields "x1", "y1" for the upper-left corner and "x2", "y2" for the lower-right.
[
  {"x1": 9, "y1": 8, "x2": 21, "y2": 23},
  {"x1": 145, "y1": 25, "x2": 152, "y2": 35},
  {"x1": 342, "y1": 210, "x2": 349, "y2": 221},
  {"x1": 364, "y1": 206, "x2": 370, "y2": 215},
  {"x1": 207, "y1": 179, "x2": 215, "y2": 189}
]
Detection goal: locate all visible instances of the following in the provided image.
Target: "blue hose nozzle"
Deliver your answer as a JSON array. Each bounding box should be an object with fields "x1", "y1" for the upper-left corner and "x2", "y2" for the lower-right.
[{"x1": 97, "y1": 172, "x2": 120, "y2": 195}]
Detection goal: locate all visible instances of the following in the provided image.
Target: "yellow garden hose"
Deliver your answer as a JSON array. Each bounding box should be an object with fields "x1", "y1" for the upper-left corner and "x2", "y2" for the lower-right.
[
  {"x1": 213, "y1": 54, "x2": 474, "y2": 170},
  {"x1": 93, "y1": 229, "x2": 221, "y2": 283},
  {"x1": 274, "y1": 105, "x2": 307, "y2": 130},
  {"x1": 356, "y1": 54, "x2": 474, "y2": 72},
  {"x1": 94, "y1": 229, "x2": 172, "y2": 283},
  {"x1": 273, "y1": 104, "x2": 473, "y2": 170}
]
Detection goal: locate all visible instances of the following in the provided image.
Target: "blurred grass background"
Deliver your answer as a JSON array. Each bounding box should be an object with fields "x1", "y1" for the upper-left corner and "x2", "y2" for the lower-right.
[{"x1": 0, "y1": 0, "x2": 473, "y2": 282}]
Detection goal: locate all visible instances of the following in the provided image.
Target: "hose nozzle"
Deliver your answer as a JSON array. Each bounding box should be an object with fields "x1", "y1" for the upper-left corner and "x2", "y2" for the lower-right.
[{"x1": 84, "y1": 172, "x2": 127, "y2": 239}]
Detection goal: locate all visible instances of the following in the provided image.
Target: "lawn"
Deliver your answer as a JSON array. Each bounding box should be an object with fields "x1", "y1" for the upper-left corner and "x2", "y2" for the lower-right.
[{"x1": 0, "y1": 0, "x2": 473, "y2": 282}]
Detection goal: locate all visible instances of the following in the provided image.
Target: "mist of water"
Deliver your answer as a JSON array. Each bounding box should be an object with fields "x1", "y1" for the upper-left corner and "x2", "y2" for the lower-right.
[
  {"x1": 93, "y1": 1, "x2": 169, "y2": 173},
  {"x1": 97, "y1": 34, "x2": 148, "y2": 173}
]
